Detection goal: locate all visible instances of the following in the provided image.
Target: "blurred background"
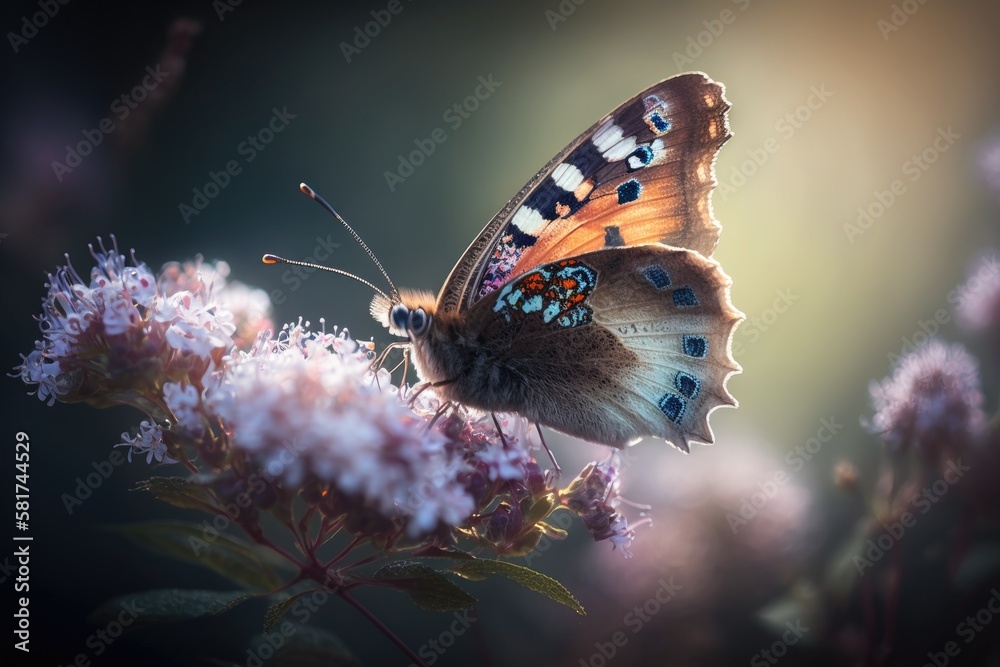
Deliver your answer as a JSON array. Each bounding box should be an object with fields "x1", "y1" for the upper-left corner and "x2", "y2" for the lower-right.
[{"x1": 3, "y1": 0, "x2": 1000, "y2": 665}]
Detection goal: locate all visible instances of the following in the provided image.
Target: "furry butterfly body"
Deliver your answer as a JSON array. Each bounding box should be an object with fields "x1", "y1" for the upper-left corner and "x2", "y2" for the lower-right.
[{"x1": 372, "y1": 72, "x2": 742, "y2": 452}]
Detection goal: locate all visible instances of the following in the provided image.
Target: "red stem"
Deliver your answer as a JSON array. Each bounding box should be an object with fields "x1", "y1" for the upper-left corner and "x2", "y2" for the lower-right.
[
  {"x1": 336, "y1": 588, "x2": 427, "y2": 667},
  {"x1": 323, "y1": 535, "x2": 363, "y2": 569}
]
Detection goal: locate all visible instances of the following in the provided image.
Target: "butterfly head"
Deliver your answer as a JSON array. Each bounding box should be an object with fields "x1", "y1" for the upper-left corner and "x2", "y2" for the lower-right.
[{"x1": 371, "y1": 290, "x2": 437, "y2": 340}]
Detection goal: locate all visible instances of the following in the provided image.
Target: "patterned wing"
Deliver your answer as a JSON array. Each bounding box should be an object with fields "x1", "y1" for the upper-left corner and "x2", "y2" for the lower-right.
[
  {"x1": 464, "y1": 244, "x2": 742, "y2": 451},
  {"x1": 437, "y1": 72, "x2": 731, "y2": 314}
]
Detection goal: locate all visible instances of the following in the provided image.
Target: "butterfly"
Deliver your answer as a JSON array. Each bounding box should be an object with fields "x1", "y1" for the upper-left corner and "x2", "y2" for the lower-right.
[{"x1": 273, "y1": 72, "x2": 742, "y2": 452}]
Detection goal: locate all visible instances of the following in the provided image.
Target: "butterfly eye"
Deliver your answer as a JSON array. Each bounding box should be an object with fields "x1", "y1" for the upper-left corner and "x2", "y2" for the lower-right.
[
  {"x1": 390, "y1": 304, "x2": 410, "y2": 332},
  {"x1": 408, "y1": 308, "x2": 430, "y2": 336}
]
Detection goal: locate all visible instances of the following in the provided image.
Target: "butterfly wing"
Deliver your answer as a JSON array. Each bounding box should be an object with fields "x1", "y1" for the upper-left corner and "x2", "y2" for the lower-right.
[
  {"x1": 436, "y1": 72, "x2": 731, "y2": 314},
  {"x1": 457, "y1": 244, "x2": 741, "y2": 451}
]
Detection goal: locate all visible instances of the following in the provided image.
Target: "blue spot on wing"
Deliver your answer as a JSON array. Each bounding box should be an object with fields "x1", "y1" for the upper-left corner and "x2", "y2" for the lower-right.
[
  {"x1": 627, "y1": 145, "x2": 654, "y2": 171},
  {"x1": 659, "y1": 393, "x2": 686, "y2": 423},
  {"x1": 672, "y1": 286, "x2": 698, "y2": 308},
  {"x1": 556, "y1": 306, "x2": 593, "y2": 328},
  {"x1": 617, "y1": 179, "x2": 641, "y2": 204},
  {"x1": 683, "y1": 335, "x2": 708, "y2": 358},
  {"x1": 649, "y1": 112, "x2": 669, "y2": 133},
  {"x1": 675, "y1": 372, "x2": 700, "y2": 399},
  {"x1": 641, "y1": 265, "x2": 671, "y2": 290}
]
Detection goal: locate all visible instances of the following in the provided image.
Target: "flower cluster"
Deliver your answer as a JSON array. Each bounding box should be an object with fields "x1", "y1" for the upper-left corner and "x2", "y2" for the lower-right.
[
  {"x1": 560, "y1": 459, "x2": 636, "y2": 556},
  {"x1": 14, "y1": 238, "x2": 637, "y2": 556},
  {"x1": 14, "y1": 236, "x2": 270, "y2": 416},
  {"x1": 867, "y1": 340, "x2": 985, "y2": 462},
  {"x1": 206, "y1": 324, "x2": 479, "y2": 541}
]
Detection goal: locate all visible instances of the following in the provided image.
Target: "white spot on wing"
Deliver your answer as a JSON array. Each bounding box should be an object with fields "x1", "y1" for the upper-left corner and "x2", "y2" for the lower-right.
[
  {"x1": 648, "y1": 138, "x2": 667, "y2": 164},
  {"x1": 551, "y1": 162, "x2": 585, "y2": 191},
  {"x1": 593, "y1": 121, "x2": 624, "y2": 153},
  {"x1": 603, "y1": 135, "x2": 638, "y2": 161},
  {"x1": 511, "y1": 206, "x2": 546, "y2": 235},
  {"x1": 627, "y1": 139, "x2": 669, "y2": 170}
]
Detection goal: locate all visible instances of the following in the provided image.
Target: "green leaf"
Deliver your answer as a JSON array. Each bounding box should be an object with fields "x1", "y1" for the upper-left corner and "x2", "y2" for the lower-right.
[
  {"x1": 247, "y1": 625, "x2": 359, "y2": 667},
  {"x1": 506, "y1": 527, "x2": 544, "y2": 556},
  {"x1": 538, "y1": 520, "x2": 569, "y2": 539},
  {"x1": 525, "y1": 494, "x2": 557, "y2": 525},
  {"x1": 87, "y1": 589, "x2": 254, "y2": 629},
  {"x1": 264, "y1": 590, "x2": 314, "y2": 633},
  {"x1": 413, "y1": 546, "x2": 476, "y2": 560},
  {"x1": 109, "y1": 521, "x2": 283, "y2": 591},
  {"x1": 133, "y1": 476, "x2": 217, "y2": 511},
  {"x1": 411, "y1": 545, "x2": 476, "y2": 560},
  {"x1": 446, "y1": 558, "x2": 585, "y2": 615},
  {"x1": 372, "y1": 561, "x2": 477, "y2": 611}
]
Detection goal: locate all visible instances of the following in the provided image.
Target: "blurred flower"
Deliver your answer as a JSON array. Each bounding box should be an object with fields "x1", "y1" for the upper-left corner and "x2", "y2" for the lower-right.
[
  {"x1": 955, "y1": 254, "x2": 1000, "y2": 333},
  {"x1": 584, "y1": 442, "x2": 815, "y2": 602},
  {"x1": 978, "y1": 133, "x2": 1000, "y2": 199},
  {"x1": 834, "y1": 461, "x2": 859, "y2": 491},
  {"x1": 867, "y1": 340, "x2": 985, "y2": 461}
]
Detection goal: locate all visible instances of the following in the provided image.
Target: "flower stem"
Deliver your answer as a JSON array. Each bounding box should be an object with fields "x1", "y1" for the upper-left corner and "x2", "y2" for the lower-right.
[
  {"x1": 323, "y1": 535, "x2": 362, "y2": 569},
  {"x1": 336, "y1": 588, "x2": 427, "y2": 667}
]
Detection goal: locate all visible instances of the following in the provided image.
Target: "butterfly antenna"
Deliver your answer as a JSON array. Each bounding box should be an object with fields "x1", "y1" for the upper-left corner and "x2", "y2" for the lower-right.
[
  {"x1": 261, "y1": 254, "x2": 390, "y2": 301},
  {"x1": 299, "y1": 182, "x2": 398, "y2": 299}
]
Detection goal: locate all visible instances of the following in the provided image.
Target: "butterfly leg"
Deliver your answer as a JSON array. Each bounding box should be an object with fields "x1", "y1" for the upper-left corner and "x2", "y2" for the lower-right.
[
  {"x1": 406, "y1": 378, "x2": 456, "y2": 407},
  {"x1": 424, "y1": 401, "x2": 456, "y2": 433},
  {"x1": 370, "y1": 341, "x2": 409, "y2": 374},
  {"x1": 536, "y1": 424, "x2": 562, "y2": 480},
  {"x1": 490, "y1": 413, "x2": 511, "y2": 449}
]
